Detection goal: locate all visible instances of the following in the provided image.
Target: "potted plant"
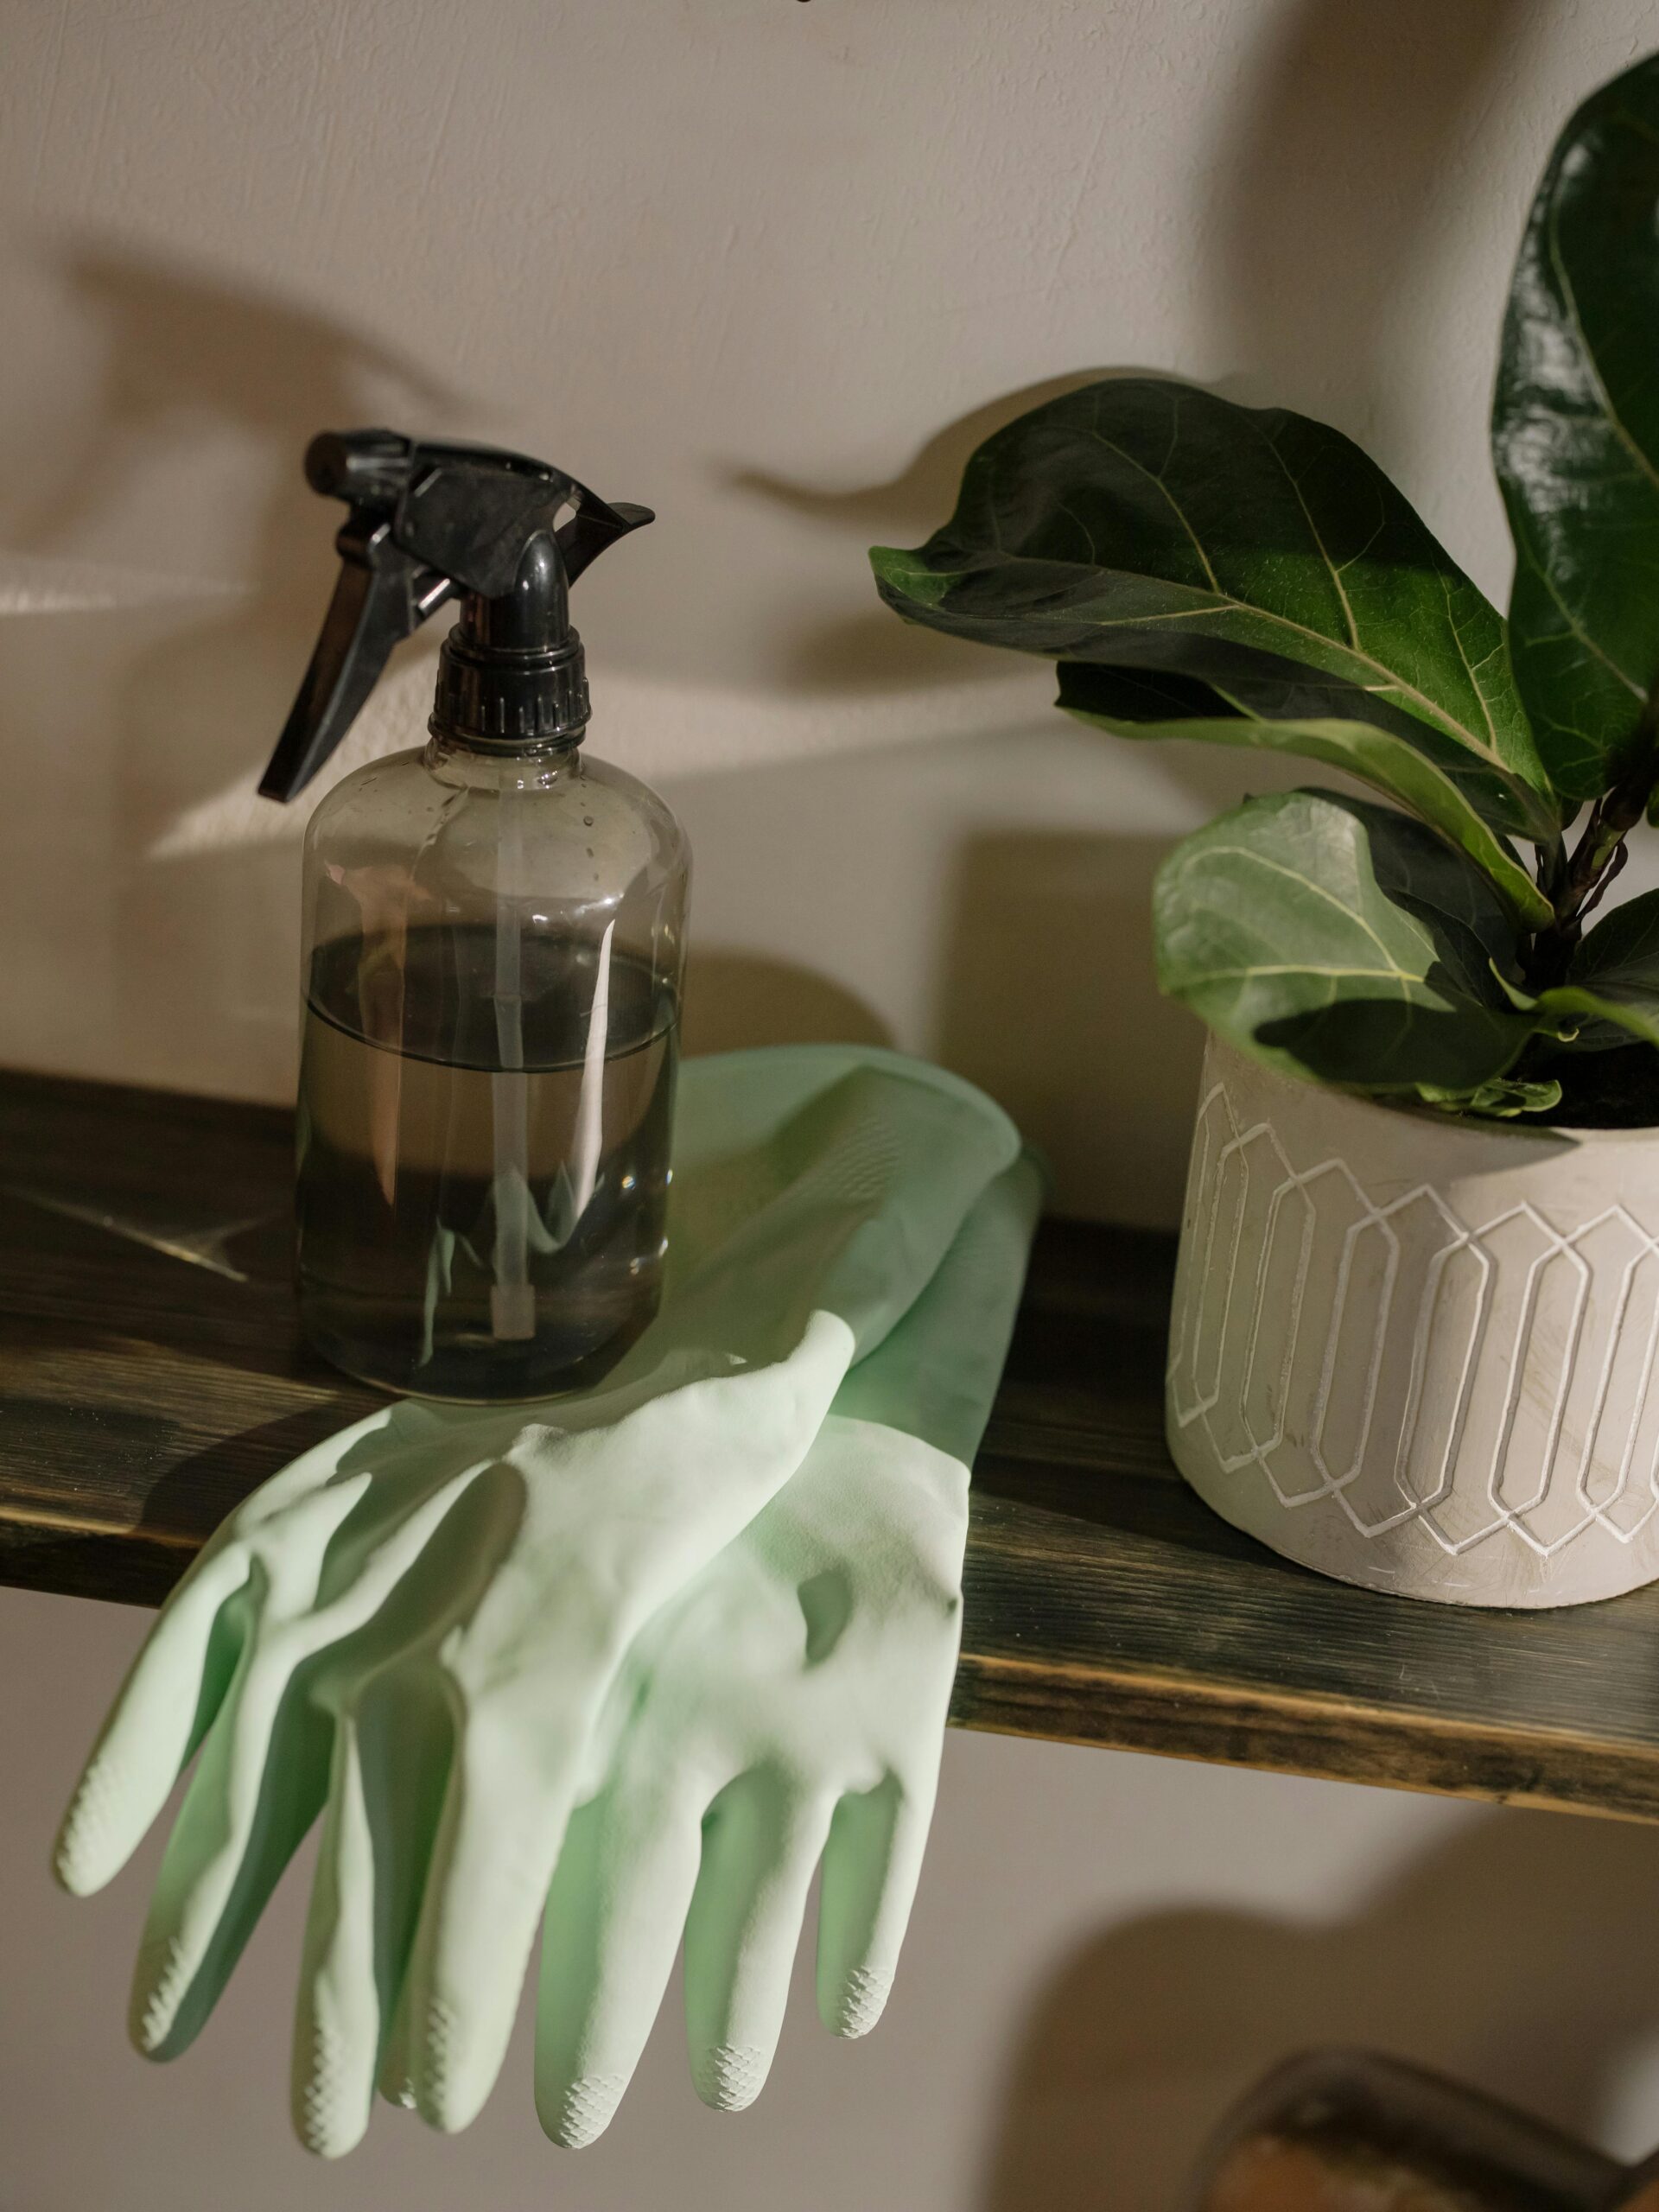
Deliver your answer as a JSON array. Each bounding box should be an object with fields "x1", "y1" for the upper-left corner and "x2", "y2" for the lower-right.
[{"x1": 872, "y1": 53, "x2": 1659, "y2": 1607}]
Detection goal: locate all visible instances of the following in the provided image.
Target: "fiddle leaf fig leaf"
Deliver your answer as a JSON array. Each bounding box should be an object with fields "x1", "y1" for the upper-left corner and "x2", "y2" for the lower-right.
[
  {"x1": 872, "y1": 378, "x2": 1559, "y2": 839},
  {"x1": 1522, "y1": 890, "x2": 1659, "y2": 1051},
  {"x1": 1494, "y1": 53, "x2": 1659, "y2": 803},
  {"x1": 1574, "y1": 889, "x2": 1659, "y2": 998},
  {"x1": 1057, "y1": 660, "x2": 1552, "y2": 927},
  {"x1": 1530, "y1": 983, "x2": 1659, "y2": 1052},
  {"x1": 1153, "y1": 788, "x2": 1537, "y2": 1091},
  {"x1": 1414, "y1": 1074, "x2": 1564, "y2": 1117}
]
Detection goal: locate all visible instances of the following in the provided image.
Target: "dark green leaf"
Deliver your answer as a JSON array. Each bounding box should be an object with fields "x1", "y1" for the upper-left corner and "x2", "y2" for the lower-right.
[
  {"x1": 1526, "y1": 889, "x2": 1659, "y2": 1049},
  {"x1": 871, "y1": 378, "x2": 1558, "y2": 838},
  {"x1": 1493, "y1": 53, "x2": 1659, "y2": 803},
  {"x1": 1415, "y1": 1074, "x2": 1564, "y2": 1116},
  {"x1": 1154, "y1": 788, "x2": 1536, "y2": 1091},
  {"x1": 1058, "y1": 660, "x2": 1552, "y2": 927},
  {"x1": 1529, "y1": 981, "x2": 1659, "y2": 1052},
  {"x1": 1576, "y1": 888, "x2": 1659, "y2": 991}
]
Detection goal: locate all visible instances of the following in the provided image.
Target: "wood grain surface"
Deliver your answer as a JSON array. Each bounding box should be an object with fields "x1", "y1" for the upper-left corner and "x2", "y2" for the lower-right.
[{"x1": 6, "y1": 1067, "x2": 1659, "y2": 1821}]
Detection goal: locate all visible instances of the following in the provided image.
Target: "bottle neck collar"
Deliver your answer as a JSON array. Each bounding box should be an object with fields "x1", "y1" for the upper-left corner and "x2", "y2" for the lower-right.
[
  {"x1": 423, "y1": 728, "x2": 583, "y2": 790},
  {"x1": 429, "y1": 595, "x2": 591, "y2": 753}
]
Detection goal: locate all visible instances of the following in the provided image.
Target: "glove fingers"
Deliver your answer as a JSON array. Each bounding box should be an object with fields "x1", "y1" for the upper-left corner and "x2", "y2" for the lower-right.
[
  {"x1": 683, "y1": 1774, "x2": 833, "y2": 2113},
  {"x1": 291, "y1": 1674, "x2": 452, "y2": 2157},
  {"x1": 130, "y1": 1655, "x2": 333, "y2": 2061},
  {"x1": 404, "y1": 1732, "x2": 571, "y2": 2134},
  {"x1": 291, "y1": 1707, "x2": 380, "y2": 2157},
  {"x1": 376, "y1": 1963, "x2": 418, "y2": 2111},
  {"x1": 55, "y1": 1542, "x2": 251, "y2": 1896},
  {"x1": 534, "y1": 1782, "x2": 705, "y2": 2149},
  {"x1": 816, "y1": 1770, "x2": 935, "y2": 2039}
]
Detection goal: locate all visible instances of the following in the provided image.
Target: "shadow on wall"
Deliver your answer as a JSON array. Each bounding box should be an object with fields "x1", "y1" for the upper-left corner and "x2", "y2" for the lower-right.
[
  {"x1": 729, "y1": 369, "x2": 1122, "y2": 697},
  {"x1": 681, "y1": 950, "x2": 892, "y2": 1056},
  {"x1": 0, "y1": 2, "x2": 1541, "y2": 1138},
  {"x1": 1206, "y1": 0, "x2": 1536, "y2": 442},
  {"x1": 3, "y1": 245, "x2": 455, "y2": 774},
  {"x1": 0, "y1": 243, "x2": 453, "y2": 1097},
  {"x1": 938, "y1": 832, "x2": 1204, "y2": 1230},
  {"x1": 933, "y1": 739, "x2": 1330, "y2": 1227},
  {"x1": 726, "y1": 0, "x2": 1532, "y2": 1224},
  {"x1": 979, "y1": 1805, "x2": 1659, "y2": 2212},
  {"x1": 729, "y1": 0, "x2": 1535, "y2": 698},
  {"x1": 0, "y1": 245, "x2": 905, "y2": 1094}
]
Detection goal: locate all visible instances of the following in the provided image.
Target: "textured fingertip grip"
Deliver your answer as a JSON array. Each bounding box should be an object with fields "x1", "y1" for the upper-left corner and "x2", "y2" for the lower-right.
[
  {"x1": 54, "y1": 1754, "x2": 124, "y2": 1895},
  {"x1": 693, "y1": 2041, "x2": 768, "y2": 2112},
  {"x1": 295, "y1": 2020, "x2": 368, "y2": 2159},
  {"x1": 830, "y1": 1964, "x2": 893, "y2": 2039},
  {"x1": 547, "y1": 2071, "x2": 627, "y2": 2149},
  {"x1": 416, "y1": 1996, "x2": 470, "y2": 2132},
  {"x1": 130, "y1": 1932, "x2": 192, "y2": 2056}
]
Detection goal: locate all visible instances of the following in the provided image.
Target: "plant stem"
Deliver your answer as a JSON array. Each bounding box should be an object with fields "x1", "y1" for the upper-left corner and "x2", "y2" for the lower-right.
[{"x1": 1525, "y1": 691, "x2": 1659, "y2": 988}]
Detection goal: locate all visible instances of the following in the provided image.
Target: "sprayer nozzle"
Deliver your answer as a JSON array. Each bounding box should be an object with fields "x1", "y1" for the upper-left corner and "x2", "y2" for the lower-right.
[
  {"x1": 303, "y1": 429, "x2": 411, "y2": 502},
  {"x1": 260, "y1": 431, "x2": 653, "y2": 803}
]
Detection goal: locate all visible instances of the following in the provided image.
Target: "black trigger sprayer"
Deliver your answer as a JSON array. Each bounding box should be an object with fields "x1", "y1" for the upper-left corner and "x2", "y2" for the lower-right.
[{"x1": 264, "y1": 430, "x2": 690, "y2": 1401}]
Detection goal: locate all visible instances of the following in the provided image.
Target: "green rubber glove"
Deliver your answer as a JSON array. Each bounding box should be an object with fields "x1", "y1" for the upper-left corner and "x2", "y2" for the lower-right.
[
  {"x1": 54, "y1": 1048, "x2": 1019, "y2": 2152},
  {"x1": 533, "y1": 1155, "x2": 1043, "y2": 2147}
]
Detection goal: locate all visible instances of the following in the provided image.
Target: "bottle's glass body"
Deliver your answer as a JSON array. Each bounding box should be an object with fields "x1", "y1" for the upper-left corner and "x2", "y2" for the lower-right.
[{"x1": 295, "y1": 733, "x2": 689, "y2": 1400}]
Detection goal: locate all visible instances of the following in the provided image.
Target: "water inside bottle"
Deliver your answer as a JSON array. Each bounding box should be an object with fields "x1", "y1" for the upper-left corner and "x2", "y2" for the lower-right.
[{"x1": 297, "y1": 923, "x2": 677, "y2": 1399}]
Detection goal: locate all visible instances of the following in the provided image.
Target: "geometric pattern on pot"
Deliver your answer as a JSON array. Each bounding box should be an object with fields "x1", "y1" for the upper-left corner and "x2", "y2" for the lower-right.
[{"x1": 1168, "y1": 1075, "x2": 1659, "y2": 1560}]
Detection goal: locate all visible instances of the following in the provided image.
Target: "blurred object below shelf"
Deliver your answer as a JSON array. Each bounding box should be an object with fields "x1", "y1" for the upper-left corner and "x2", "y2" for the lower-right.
[{"x1": 1190, "y1": 2049, "x2": 1656, "y2": 2212}]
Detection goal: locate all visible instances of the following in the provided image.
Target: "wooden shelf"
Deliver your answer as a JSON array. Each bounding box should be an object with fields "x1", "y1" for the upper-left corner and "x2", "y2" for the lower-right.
[{"x1": 7, "y1": 1066, "x2": 1659, "y2": 1822}]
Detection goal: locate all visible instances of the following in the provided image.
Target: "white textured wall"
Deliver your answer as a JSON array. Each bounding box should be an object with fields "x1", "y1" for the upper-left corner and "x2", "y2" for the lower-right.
[
  {"x1": 9, "y1": 3, "x2": 1659, "y2": 2204},
  {"x1": 5, "y1": 0, "x2": 1655, "y2": 1222}
]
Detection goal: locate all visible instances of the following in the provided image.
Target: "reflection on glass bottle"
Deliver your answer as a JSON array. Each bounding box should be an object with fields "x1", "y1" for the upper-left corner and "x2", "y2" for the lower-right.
[{"x1": 296, "y1": 747, "x2": 686, "y2": 1399}]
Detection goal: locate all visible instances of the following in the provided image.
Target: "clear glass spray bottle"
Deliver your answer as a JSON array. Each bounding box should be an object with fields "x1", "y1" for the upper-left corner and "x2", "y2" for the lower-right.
[{"x1": 261, "y1": 431, "x2": 688, "y2": 1401}]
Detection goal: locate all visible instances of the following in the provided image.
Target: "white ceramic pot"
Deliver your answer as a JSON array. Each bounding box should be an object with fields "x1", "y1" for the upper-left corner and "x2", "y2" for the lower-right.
[{"x1": 1166, "y1": 1039, "x2": 1659, "y2": 1607}]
